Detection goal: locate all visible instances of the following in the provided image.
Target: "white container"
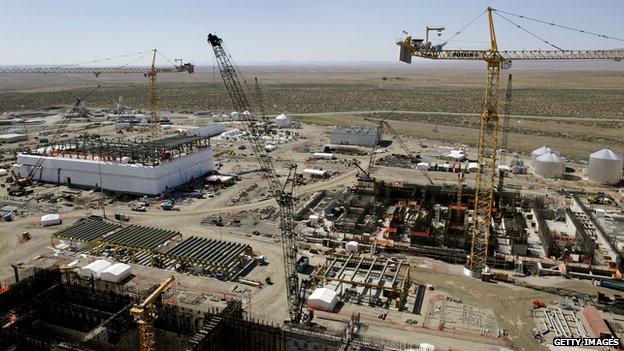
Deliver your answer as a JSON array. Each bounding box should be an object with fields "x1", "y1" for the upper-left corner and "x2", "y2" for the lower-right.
[
  {"x1": 307, "y1": 287, "x2": 338, "y2": 311},
  {"x1": 309, "y1": 214, "x2": 320, "y2": 226},
  {"x1": 41, "y1": 213, "x2": 61, "y2": 227},
  {"x1": 588, "y1": 148, "x2": 623, "y2": 185},
  {"x1": 346, "y1": 241, "x2": 358, "y2": 254},
  {"x1": 313, "y1": 152, "x2": 335, "y2": 160},
  {"x1": 100, "y1": 263, "x2": 132, "y2": 283},
  {"x1": 275, "y1": 113, "x2": 291, "y2": 127},
  {"x1": 79, "y1": 260, "x2": 112, "y2": 279},
  {"x1": 303, "y1": 168, "x2": 328, "y2": 177}
]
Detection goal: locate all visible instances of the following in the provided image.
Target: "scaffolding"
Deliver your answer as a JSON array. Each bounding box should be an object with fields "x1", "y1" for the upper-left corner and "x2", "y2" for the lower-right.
[{"x1": 25, "y1": 135, "x2": 211, "y2": 166}]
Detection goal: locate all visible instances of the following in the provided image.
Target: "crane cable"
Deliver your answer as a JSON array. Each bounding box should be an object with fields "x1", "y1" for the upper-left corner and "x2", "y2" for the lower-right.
[
  {"x1": 492, "y1": 9, "x2": 624, "y2": 43},
  {"x1": 494, "y1": 11, "x2": 565, "y2": 51},
  {"x1": 442, "y1": 9, "x2": 487, "y2": 45},
  {"x1": 69, "y1": 50, "x2": 154, "y2": 67}
]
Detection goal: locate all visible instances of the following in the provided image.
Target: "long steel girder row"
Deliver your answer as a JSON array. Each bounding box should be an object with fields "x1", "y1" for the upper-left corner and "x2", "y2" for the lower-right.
[
  {"x1": 99, "y1": 225, "x2": 181, "y2": 251},
  {"x1": 53, "y1": 219, "x2": 120, "y2": 243},
  {"x1": 164, "y1": 236, "x2": 252, "y2": 275}
]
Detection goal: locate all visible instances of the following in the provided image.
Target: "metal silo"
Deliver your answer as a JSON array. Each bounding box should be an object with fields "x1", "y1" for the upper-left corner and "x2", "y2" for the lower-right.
[
  {"x1": 531, "y1": 146, "x2": 559, "y2": 166},
  {"x1": 535, "y1": 152, "x2": 565, "y2": 178},
  {"x1": 588, "y1": 148, "x2": 623, "y2": 185}
]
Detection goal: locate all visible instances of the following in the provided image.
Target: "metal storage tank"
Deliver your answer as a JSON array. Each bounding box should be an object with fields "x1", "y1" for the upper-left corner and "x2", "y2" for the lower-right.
[
  {"x1": 588, "y1": 148, "x2": 623, "y2": 185},
  {"x1": 535, "y1": 152, "x2": 565, "y2": 178},
  {"x1": 531, "y1": 146, "x2": 559, "y2": 165}
]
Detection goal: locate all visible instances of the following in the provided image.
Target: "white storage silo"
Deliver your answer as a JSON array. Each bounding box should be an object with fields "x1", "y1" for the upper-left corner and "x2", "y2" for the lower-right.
[
  {"x1": 535, "y1": 152, "x2": 565, "y2": 178},
  {"x1": 531, "y1": 146, "x2": 559, "y2": 165},
  {"x1": 588, "y1": 148, "x2": 623, "y2": 185}
]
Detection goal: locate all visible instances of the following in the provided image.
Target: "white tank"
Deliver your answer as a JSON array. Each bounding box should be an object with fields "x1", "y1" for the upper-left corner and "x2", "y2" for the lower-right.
[
  {"x1": 535, "y1": 152, "x2": 565, "y2": 178},
  {"x1": 531, "y1": 146, "x2": 560, "y2": 166},
  {"x1": 588, "y1": 148, "x2": 623, "y2": 185}
]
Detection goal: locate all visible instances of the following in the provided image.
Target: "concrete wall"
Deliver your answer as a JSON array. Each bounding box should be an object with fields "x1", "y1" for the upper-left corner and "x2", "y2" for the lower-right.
[{"x1": 13, "y1": 148, "x2": 213, "y2": 195}]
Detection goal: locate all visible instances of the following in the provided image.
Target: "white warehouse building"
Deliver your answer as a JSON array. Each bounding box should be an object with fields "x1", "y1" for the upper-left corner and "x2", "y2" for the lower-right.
[
  {"x1": 12, "y1": 135, "x2": 214, "y2": 195},
  {"x1": 330, "y1": 126, "x2": 380, "y2": 147}
]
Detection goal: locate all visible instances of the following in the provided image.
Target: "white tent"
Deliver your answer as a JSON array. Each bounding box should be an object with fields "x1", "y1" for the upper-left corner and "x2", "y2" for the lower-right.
[
  {"x1": 346, "y1": 241, "x2": 358, "y2": 254},
  {"x1": 100, "y1": 263, "x2": 132, "y2": 283},
  {"x1": 79, "y1": 260, "x2": 112, "y2": 279},
  {"x1": 446, "y1": 149, "x2": 466, "y2": 161},
  {"x1": 307, "y1": 287, "x2": 338, "y2": 311},
  {"x1": 275, "y1": 113, "x2": 291, "y2": 127},
  {"x1": 41, "y1": 213, "x2": 61, "y2": 227}
]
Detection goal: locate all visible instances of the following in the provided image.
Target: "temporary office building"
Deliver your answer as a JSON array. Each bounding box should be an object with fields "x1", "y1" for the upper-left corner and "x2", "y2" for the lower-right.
[
  {"x1": 100, "y1": 263, "x2": 132, "y2": 283},
  {"x1": 534, "y1": 152, "x2": 565, "y2": 178},
  {"x1": 588, "y1": 148, "x2": 623, "y2": 185},
  {"x1": 79, "y1": 260, "x2": 112, "y2": 279},
  {"x1": 307, "y1": 287, "x2": 338, "y2": 311}
]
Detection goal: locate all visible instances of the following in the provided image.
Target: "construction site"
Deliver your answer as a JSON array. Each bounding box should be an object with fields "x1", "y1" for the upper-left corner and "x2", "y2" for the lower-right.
[{"x1": 1, "y1": 4, "x2": 624, "y2": 351}]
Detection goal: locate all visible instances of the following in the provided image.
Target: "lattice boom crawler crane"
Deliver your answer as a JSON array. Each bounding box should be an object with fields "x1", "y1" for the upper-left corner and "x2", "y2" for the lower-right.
[
  {"x1": 207, "y1": 33, "x2": 305, "y2": 324},
  {"x1": 397, "y1": 7, "x2": 624, "y2": 277}
]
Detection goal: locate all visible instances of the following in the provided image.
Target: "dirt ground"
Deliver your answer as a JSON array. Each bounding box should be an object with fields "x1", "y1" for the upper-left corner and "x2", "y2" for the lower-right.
[{"x1": 1, "y1": 65, "x2": 624, "y2": 350}]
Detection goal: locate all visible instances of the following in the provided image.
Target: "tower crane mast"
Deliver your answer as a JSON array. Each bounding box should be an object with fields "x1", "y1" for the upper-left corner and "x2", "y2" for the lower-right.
[
  {"x1": 207, "y1": 33, "x2": 303, "y2": 323},
  {"x1": 130, "y1": 276, "x2": 175, "y2": 351},
  {"x1": 398, "y1": 7, "x2": 624, "y2": 276}
]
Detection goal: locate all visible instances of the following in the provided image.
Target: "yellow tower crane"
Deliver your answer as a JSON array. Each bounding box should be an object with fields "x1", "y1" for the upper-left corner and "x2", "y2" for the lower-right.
[
  {"x1": 398, "y1": 7, "x2": 624, "y2": 277},
  {"x1": 130, "y1": 276, "x2": 175, "y2": 351},
  {"x1": 0, "y1": 49, "x2": 194, "y2": 137}
]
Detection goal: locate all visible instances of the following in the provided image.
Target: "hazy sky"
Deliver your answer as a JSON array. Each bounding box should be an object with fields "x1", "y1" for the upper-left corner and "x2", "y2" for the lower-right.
[{"x1": 1, "y1": 0, "x2": 623, "y2": 65}]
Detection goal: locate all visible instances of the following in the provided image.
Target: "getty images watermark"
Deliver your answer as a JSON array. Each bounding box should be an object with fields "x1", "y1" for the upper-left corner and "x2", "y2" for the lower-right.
[{"x1": 553, "y1": 337, "x2": 621, "y2": 347}]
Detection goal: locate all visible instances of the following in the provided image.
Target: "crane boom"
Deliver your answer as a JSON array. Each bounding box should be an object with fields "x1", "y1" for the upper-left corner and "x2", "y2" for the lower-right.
[
  {"x1": 398, "y1": 7, "x2": 622, "y2": 277},
  {"x1": 398, "y1": 46, "x2": 624, "y2": 62},
  {"x1": 207, "y1": 33, "x2": 302, "y2": 323},
  {"x1": 364, "y1": 116, "x2": 433, "y2": 185},
  {"x1": 130, "y1": 276, "x2": 175, "y2": 351},
  {"x1": 0, "y1": 65, "x2": 192, "y2": 75}
]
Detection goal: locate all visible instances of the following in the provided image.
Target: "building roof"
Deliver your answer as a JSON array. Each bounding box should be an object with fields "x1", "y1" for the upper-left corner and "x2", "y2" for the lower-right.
[
  {"x1": 309, "y1": 287, "x2": 338, "y2": 304},
  {"x1": 332, "y1": 126, "x2": 377, "y2": 135},
  {"x1": 532, "y1": 146, "x2": 553, "y2": 155},
  {"x1": 590, "y1": 148, "x2": 623, "y2": 161},
  {"x1": 100, "y1": 263, "x2": 131, "y2": 276},
  {"x1": 0, "y1": 133, "x2": 27, "y2": 139},
  {"x1": 165, "y1": 236, "x2": 251, "y2": 267},
  {"x1": 100, "y1": 225, "x2": 180, "y2": 250},
  {"x1": 536, "y1": 152, "x2": 565, "y2": 163},
  {"x1": 53, "y1": 218, "x2": 120, "y2": 242}
]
